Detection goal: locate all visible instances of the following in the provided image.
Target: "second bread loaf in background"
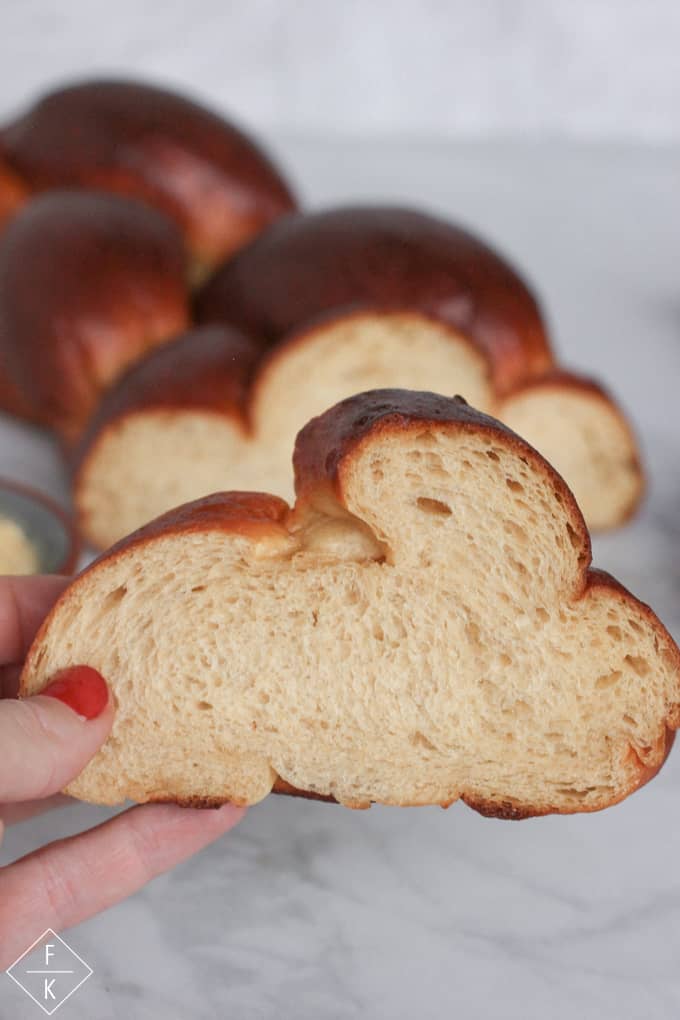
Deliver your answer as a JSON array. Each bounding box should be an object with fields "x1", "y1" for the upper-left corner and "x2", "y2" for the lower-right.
[
  {"x1": 0, "y1": 78, "x2": 298, "y2": 277},
  {"x1": 75, "y1": 206, "x2": 642, "y2": 548}
]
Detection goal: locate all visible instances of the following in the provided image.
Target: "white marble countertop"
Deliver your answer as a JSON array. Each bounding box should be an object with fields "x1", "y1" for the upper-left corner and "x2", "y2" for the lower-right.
[{"x1": 2, "y1": 139, "x2": 680, "y2": 1019}]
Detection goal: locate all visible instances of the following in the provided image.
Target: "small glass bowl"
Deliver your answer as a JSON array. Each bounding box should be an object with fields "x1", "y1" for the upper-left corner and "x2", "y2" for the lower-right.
[{"x1": 0, "y1": 478, "x2": 79, "y2": 574}]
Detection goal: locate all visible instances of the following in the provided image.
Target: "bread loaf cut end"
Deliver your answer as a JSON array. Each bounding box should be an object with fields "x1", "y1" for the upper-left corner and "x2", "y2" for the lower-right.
[
  {"x1": 75, "y1": 313, "x2": 642, "y2": 548},
  {"x1": 25, "y1": 391, "x2": 679, "y2": 817}
]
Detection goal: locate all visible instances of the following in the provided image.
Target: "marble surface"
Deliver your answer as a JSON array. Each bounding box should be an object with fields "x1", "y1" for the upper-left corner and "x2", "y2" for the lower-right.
[{"x1": 2, "y1": 139, "x2": 680, "y2": 1019}]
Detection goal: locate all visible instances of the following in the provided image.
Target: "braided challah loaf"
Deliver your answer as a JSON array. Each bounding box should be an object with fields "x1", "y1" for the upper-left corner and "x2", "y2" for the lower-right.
[{"x1": 74, "y1": 206, "x2": 642, "y2": 547}]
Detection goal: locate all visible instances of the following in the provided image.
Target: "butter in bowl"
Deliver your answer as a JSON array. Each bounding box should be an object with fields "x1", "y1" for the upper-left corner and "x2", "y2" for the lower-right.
[{"x1": 0, "y1": 480, "x2": 79, "y2": 575}]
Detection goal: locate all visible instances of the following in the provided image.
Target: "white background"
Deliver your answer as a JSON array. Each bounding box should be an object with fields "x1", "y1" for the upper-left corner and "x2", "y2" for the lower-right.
[{"x1": 2, "y1": 0, "x2": 680, "y2": 142}]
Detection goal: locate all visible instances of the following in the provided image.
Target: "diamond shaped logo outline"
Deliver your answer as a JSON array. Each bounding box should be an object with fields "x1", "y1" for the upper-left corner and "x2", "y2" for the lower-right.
[{"x1": 5, "y1": 927, "x2": 93, "y2": 1015}]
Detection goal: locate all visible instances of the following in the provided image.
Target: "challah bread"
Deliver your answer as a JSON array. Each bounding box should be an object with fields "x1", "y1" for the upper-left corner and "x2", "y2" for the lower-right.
[
  {"x1": 23, "y1": 390, "x2": 680, "y2": 817},
  {"x1": 74, "y1": 206, "x2": 641, "y2": 548},
  {"x1": 1, "y1": 78, "x2": 297, "y2": 276},
  {"x1": 0, "y1": 191, "x2": 189, "y2": 440},
  {"x1": 197, "y1": 207, "x2": 642, "y2": 529}
]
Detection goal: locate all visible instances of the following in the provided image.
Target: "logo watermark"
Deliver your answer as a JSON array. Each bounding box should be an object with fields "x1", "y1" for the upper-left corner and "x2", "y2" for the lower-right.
[{"x1": 5, "y1": 928, "x2": 92, "y2": 1015}]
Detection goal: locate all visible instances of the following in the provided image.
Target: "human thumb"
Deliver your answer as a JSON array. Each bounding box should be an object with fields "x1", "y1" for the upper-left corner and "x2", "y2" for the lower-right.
[{"x1": 1, "y1": 667, "x2": 113, "y2": 803}]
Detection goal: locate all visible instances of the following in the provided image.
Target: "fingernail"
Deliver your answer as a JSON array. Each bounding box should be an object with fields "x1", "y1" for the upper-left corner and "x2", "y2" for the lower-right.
[{"x1": 41, "y1": 666, "x2": 109, "y2": 720}]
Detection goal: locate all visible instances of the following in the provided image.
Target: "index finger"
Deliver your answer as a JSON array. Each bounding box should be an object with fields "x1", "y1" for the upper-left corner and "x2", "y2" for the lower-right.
[
  {"x1": 0, "y1": 575, "x2": 70, "y2": 667},
  {"x1": 0, "y1": 802, "x2": 246, "y2": 969}
]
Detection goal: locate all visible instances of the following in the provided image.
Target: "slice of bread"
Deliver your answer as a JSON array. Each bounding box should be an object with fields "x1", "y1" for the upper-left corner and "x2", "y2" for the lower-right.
[
  {"x1": 23, "y1": 391, "x2": 676, "y2": 820},
  {"x1": 25, "y1": 390, "x2": 679, "y2": 817}
]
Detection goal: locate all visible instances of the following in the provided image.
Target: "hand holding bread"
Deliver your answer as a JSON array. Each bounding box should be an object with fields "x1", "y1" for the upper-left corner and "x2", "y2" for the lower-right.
[{"x1": 0, "y1": 575, "x2": 245, "y2": 969}]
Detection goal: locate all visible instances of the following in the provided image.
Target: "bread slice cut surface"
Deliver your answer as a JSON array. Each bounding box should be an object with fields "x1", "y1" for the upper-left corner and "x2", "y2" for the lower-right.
[{"x1": 22, "y1": 390, "x2": 680, "y2": 817}]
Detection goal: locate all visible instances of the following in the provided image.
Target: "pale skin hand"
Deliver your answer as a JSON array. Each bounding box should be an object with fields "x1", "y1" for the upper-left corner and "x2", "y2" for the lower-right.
[{"x1": 0, "y1": 576, "x2": 246, "y2": 969}]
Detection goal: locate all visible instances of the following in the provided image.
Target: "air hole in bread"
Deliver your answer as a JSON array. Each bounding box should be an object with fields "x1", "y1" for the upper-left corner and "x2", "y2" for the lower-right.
[
  {"x1": 411, "y1": 730, "x2": 437, "y2": 751},
  {"x1": 103, "y1": 585, "x2": 127, "y2": 607},
  {"x1": 466, "y1": 621, "x2": 482, "y2": 650},
  {"x1": 416, "y1": 497, "x2": 452, "y2": 516},
  {"x1": 606, "y1": 625, "x2": 622, "y2": 642},
  {"x1": 625, "y1": 654, "x2": 650, "y2": 678},
  {"x1": 414, "y1": 431, "x2": 437, "y2": 447},
  {"x1": 555, "y1": 787, "x2": 589, "y2": 799},
  {"x1": 424, "y1": 453, "x2": 448, "y2": 480},
  {"x1": 506, "y1": 477, "x2": 524, "y2": 494},
  {"x1": 503, "y1": 520, "x2": 528, "y2": 545},
  {"x1": 596, "y1": 670, "x2": 622, "y2": 690},
  {"x1": 505, "y1": 699, "x2": 532, "y2": 719}
]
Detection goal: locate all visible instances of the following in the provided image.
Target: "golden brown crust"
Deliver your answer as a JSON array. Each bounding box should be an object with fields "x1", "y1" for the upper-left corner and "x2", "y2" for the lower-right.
[
  {"x1": 99, "y1": 490, "x2": 291, "y2": 564},
  {"x1": 271, "y1": 778, "x2": 337, "y2": 804},
  {"x1": 292, "y1": 389, "x2": 518, "y2": 498},
  {"x1": 147, "y1": 794, "x2": 247, "y2": 810},
  {"x1": 504, "y1": 367, "x2": 619, "y2": 401},
  {"x1": 0, "y1": 190, "x2": 189, "y2": 439},
  {"x1": 1, "y1": 79, "x2": 297, "y2": 266},
  {"x1": 460, "y1": 795, "x2": 552, "y2": 820},
  {"x1": 197, "y1": 206, "x2": 553, "y2": 394},
  {"x1": 0, "y1": 154, "x2": 27, "y2": 230},
  {"x1": 71, "y1": 324, "x2": 262, "y2": 477},
  {"x1": 146, "y1": 782, "x2": 338, "y2": 809}
]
